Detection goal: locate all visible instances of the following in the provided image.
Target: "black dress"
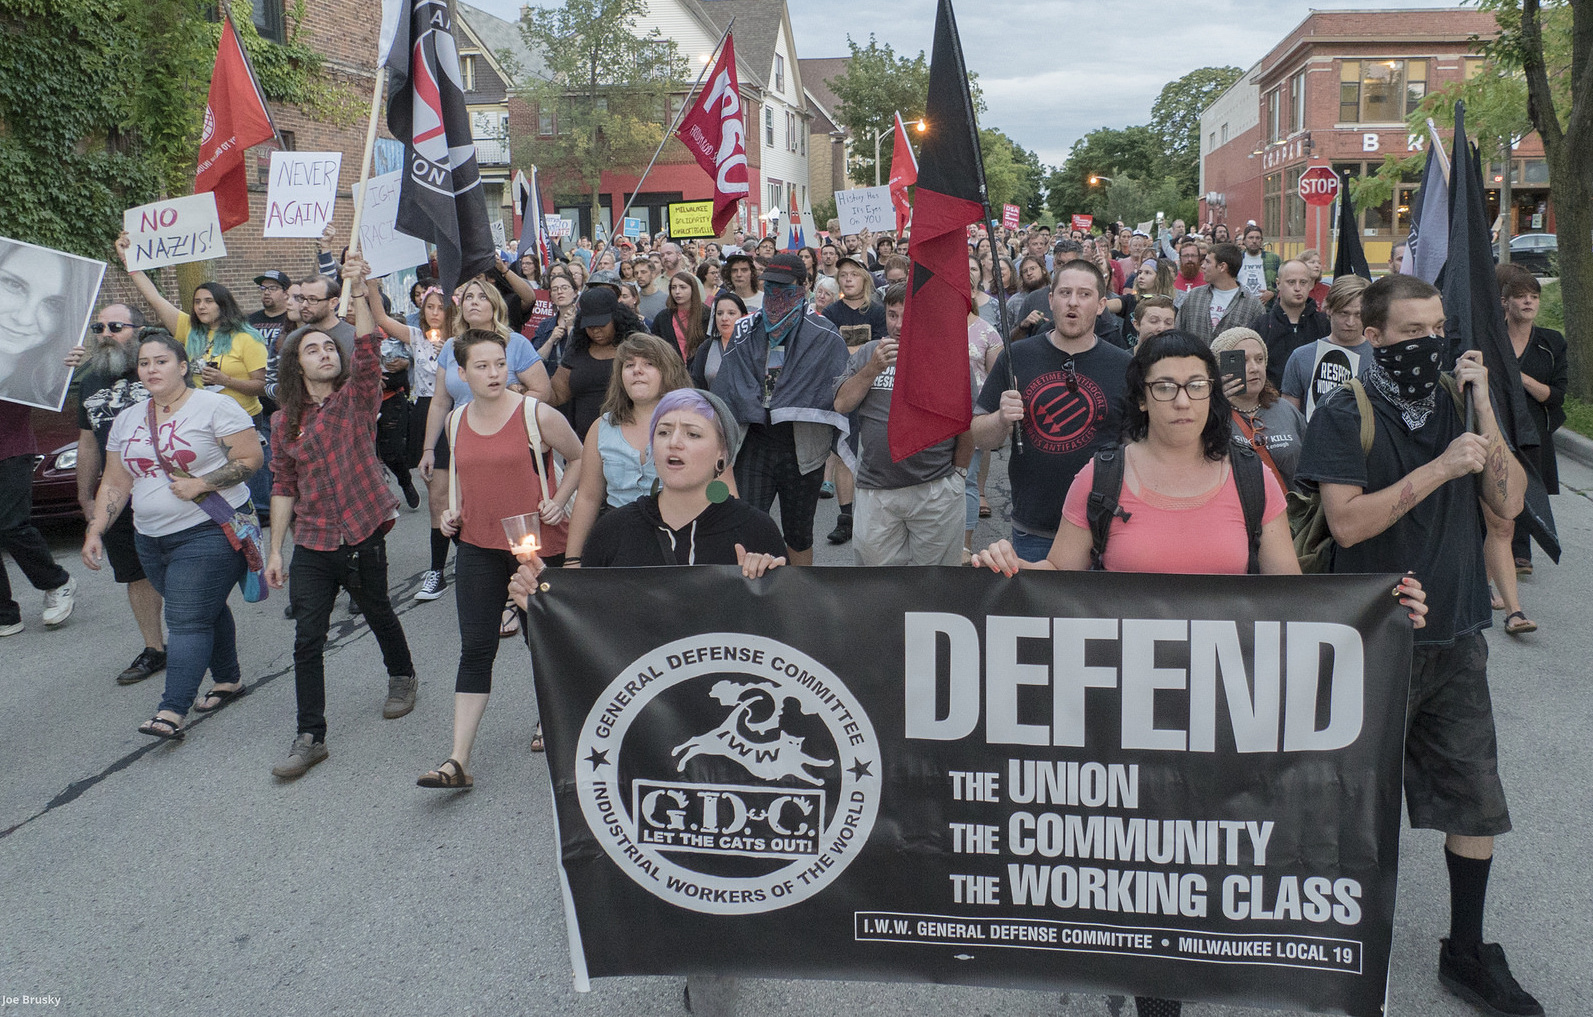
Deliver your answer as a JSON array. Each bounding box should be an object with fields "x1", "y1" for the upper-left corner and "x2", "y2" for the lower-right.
[
  {"x1": 561, "y1": 345, "x2": 615, "y2": 442},
  {"x1": 1517, "y1": 325, "x2": 1568, "y2": 494}
]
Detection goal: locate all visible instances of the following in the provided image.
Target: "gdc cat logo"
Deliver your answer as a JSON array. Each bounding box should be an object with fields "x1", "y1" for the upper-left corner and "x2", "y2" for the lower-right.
[{"x1": 576, "y1": 634, "x2": 881, "y2": 914}]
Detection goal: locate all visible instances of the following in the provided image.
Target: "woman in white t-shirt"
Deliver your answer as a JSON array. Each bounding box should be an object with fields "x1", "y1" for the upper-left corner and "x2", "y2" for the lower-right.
[
  {"x1": 82, "y1": 331, "x2": 263, "y2": 741},
  {"x1": 368, "y1": 284, "x2": 448, "y2": 546}
]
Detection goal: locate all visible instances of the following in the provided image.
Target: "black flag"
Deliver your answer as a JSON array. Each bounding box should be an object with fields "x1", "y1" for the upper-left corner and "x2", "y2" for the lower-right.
[
  {"x1": 1332, "y1": 170, "x2": 1370, "y2": 280},
  {"x1": 1440, "y1": 102, "x2": 1559, "y2": 560},
  {"x1": 382, "y1": 0, "x2": 495, "y2": 292}
]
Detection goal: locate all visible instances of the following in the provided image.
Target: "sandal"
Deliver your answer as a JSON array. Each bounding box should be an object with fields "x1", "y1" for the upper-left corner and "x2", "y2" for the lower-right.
[
  {"x1": 138, "y1": 715, "x2": 184, "y2": 741},
  {"x1": 194, "y1": 683, "x2": 247, "y2": 713},
  {"x1": 531, "y1": 724, "x2": 545, "y2": 753},
  {"x1": 1514, "y1": 557, "x2": 1533, "y2": 576},
  {"x1": 417, "y1": 758, "x2": 473, "y2": 789},
  {"x1": 1503, "y1": 611, "x2": 1537, "y2": 636},
  {"x1": 979, "y1": 499, "x2": 992, "y2": 519},
  {"x1": 499, "y1": 605, "x2": 520, "y2": 638}
]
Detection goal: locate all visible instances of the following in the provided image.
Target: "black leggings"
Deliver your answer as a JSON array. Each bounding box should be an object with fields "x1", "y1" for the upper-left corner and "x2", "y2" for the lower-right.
[{"x1": 453, "y1": 540, "x2": 563, "y2": 694}]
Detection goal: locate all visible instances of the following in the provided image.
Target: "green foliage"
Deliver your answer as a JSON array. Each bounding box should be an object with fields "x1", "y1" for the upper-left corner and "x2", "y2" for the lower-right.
[
  {"x1": 979, "y1": 128, "x2": 1041, "y2": 214},
  {"x1": 1538, "y1": 278, "x2": 1562, "y2": 330},
  {"x1": 811, "y1": 196, "x2": 838, "y2": 232},
  {"x1": 827, "y1": 33, "x2": 982, "y2": 186},
  {"x1": 1562, "y1": 396, "x2": 1593, "y2": 439},
  {"x1": 514, "y1": 0, "x2": 689, "y2": 225},
  {"x1": 1149, "y1": 66, "x2": 1243, "y2": 195},
  {"x1": 1100, "y1": 175, "x2": 1196, "y2": 231},
  {"x1": 0, "y1": 0, "x2": 352, "y2": 260},
  {"x1": 1044, "y1": 125, "x2": 1163, "y2": 222}
]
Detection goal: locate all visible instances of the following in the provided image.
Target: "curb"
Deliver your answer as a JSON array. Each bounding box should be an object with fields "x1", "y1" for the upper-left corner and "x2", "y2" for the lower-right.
[{"x1": 1554, "y1": 428, "x2": 1593, "y2": 471}]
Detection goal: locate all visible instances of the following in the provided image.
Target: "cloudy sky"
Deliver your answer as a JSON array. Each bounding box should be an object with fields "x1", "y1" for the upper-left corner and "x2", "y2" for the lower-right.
[{"x1": 470, "y1": 0, "x2": 1468, "y2": 168}]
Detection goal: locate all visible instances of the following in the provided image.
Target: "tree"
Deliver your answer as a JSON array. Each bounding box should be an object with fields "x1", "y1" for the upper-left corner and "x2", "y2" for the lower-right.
[
  {"x1": 1101, "y1": 175, "x2": 1195, "y2": 230},
  {"x1": 0, "y1": 0, "x2": 348, "y2": 259},
  {"x1": 1149, "y1": 66, "x2": 1243, "y2": 195},
  {"x1": 1010, "y1": 141, "x2": 1048, "y2": 222},
  {"x1": 827, "y1": 33, "x2": 982, "y2": 187},
  {"x1": 514, "y1": 0, "x2": 688, "y2": 232},
  {"x1": 978, "y1": 128, "x2": 1037, "y2": 215},
  {"x1": 1046, "y1": 125, "x2": 1164, "y2": 222}
]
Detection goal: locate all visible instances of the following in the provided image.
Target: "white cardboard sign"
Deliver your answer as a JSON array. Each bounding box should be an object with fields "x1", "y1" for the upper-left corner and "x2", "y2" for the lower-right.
[
  {"x1": 834, "y1": 186, "x2": 895, "y2": 235},
  {"x1": 263, "y1": 151, "x2": 342, "y2": 238},
  {"x1": 122, "y1": 193, "x2": 227, "y2": 271},
  {"x1": 354, "y1": 171, "x2": 429, "y2": 279},
  {"x1": 545, "y1": 216, "x2": 573, "y2": 238}
]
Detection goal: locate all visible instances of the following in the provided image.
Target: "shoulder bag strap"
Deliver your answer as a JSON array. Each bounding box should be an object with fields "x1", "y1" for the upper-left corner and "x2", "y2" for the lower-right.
[
  {"x1": 1230, "y1": 409, "x2": 1286, "y2": 490},
  {"x1": 447, "y1": 407, "x2": 462, "y2": 516},
  {"x1": 1348, "y1": 379, "x2": 1375, "y2": 456},
  {"x1": 521, "y1": 396, "x2": 552, "y2": 504},
  {"x1": 1229, "y1": 447, "x2": 1267, "y2": 575}
]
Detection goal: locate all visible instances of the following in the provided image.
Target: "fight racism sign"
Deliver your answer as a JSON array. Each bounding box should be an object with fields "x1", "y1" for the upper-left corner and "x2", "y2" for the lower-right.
[{"x1": 526, "y1": 568, "x2": 1412, "y2": 1016}]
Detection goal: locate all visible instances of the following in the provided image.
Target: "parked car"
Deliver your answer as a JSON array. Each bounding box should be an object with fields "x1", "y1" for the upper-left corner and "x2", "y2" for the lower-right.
[
  {"x1": 28, "y1": 390, "x2": 83, "y2": 522},
  {"x1": 1509, "y1": 232, "x2": 1557, "y2": 277}
]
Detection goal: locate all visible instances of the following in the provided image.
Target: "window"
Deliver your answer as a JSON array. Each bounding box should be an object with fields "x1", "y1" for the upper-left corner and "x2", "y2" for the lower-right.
[
  {"x1": 800, "y1": 124, "x2": 806, "y2": 156},
  {"x1": 538, "y1": 105, "x2": 554, "y2": 136},
  {"x1": 767, "y1": 180, "x2": 783, "y2": 213},
  {"x1": 1290, "y1": 71, "x2": 1306, "y2": 132},
  {"x1": 260, "y1": 129, "x2": 294, "y2": 183},
  {"x1": 1340, "y1": 60, "x2": 1426, "y2": 123},
  {"x1": 1263, "y1": 173, "x2": 1282, "y2": 238},
  {"x1": 764, "y1": 107, "x2": 774, "y2": 146},
  {"x1": 774, "y1": 54, "x2": 785, "y2": 93},
  {"x1": 279, "y1": 129, "x2": 296, "y2": 151},
  {"x1": 1220, "y1": 123, "x2": 1229, "y2": 144},
  {"x1": 1266, "y1": 90, "x2": 1280, "y2": 143},
  {"x1": 460, "y1": 55, "x2": 476, "y2": 93},
  {"x1": 1284, "y1": 165, "x2": 1306, "y2": 238},
  {"x1": 1209, "y1": 132, "x2": 1216, "y2": 151},
  {"x1": 785, "y1": 111, "x2": 793, "y2": 151},
  {"x1": 252, "y1": 0, "x2": 284, "y2": 44},
  {"x1": 1464, "y1": 56, "x2": 1487, "y2": 79},
  {"x1": 1333, "y1": 161, "x2": 1395, "y2": 235}
]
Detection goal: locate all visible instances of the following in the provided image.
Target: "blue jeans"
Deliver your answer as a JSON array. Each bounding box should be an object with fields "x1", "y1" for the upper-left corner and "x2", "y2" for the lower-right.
[
  {"x1": 1010, "y1": 527, "x2": 1055, "y2": 563},
  {"x1": 964, "y1": 448, "x2": 984, "y2": 532},
  {"x1": 135, "y1": 521, "x2": 246, "y2": 716}
]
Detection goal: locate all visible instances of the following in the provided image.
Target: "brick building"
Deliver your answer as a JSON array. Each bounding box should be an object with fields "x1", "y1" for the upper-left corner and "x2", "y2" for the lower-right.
[
  {"x1": 1198, "y1": 8, "x2": 1550, "y2": 266},
  {"x1": 800, "y1": 57, "x2": 855, "y2": 214}
]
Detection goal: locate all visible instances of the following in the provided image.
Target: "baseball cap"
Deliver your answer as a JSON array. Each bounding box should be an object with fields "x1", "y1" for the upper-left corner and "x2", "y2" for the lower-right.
[
  {"x1": 578, "y1": 287, "x2": 618, "y2": 326},
  {"x1": 254, "y1": 270, "x2": 291, "y2": 288},
  {"x1": 760, "y1": 252, "x2": 808, "y2": 287}
]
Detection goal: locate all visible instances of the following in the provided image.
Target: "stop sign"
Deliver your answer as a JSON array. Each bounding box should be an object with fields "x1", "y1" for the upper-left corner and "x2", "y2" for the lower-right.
[{"x1": 1299, "y1": 167, "x2": 1341, "y2": 206}]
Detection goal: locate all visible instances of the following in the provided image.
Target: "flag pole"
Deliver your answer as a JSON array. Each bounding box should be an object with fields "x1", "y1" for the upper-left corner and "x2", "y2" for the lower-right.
[
  {"x1": 617, "y1": 17, "x2": 734, "y2": 227},
  {"x1": 338, "y1": 66, "x2": 388, "y2": 318}
]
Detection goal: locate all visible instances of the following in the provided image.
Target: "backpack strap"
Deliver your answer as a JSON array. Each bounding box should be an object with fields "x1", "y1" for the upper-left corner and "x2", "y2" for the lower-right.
[
  {"x1": 446, "y1": 406, "x2": 463, "y2": 517},
  {"x1": 1437, "y1": 373, "x2": 1468, "y2": 428},
  {"x1": 1086, "y1": 444, "x2": 1130, "y2": 570},
  {"x1": 521, "y1": 395, "x2": 552, "y2": 504},
  {"x1": 1347, "y1": 379, "x2": 1375, "y2": 456},
  {"x1": 1229, "y1": 446, "x2": 1267, "y2": 575}
]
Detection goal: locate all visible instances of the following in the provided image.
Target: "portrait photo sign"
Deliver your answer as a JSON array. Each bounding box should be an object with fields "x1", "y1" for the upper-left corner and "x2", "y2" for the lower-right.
[{"x1": 0, "y1": 236, "x2": 106, "y2": 411}]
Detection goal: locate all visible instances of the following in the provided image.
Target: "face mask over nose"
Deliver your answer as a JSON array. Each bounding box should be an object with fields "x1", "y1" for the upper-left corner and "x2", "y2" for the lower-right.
[{"x1": 1371, "y1": 334, "x2": 1447, "y2": 400}]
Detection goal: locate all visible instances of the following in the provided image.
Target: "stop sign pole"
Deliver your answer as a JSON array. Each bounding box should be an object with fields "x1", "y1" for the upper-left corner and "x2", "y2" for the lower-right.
[{"x1": 1299, "y1": 167, "x2": 1340, "y2": 263}]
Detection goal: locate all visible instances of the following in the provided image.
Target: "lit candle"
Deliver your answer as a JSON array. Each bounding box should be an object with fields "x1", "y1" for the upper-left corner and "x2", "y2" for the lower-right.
[{"x1": 511, "y1": 533, "x2": 541, "y2": 560}]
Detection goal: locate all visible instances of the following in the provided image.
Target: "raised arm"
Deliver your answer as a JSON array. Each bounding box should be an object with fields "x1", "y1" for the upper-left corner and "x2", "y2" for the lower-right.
[{"x1": 115, "y1": 233, "x2": 181, "y2": 332}]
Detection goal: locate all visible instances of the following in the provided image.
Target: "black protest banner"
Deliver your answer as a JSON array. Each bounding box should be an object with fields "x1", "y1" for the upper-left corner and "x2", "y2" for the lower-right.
[{"x1": 526, "y1": 568, "x2": 1411, "y2": 1016}]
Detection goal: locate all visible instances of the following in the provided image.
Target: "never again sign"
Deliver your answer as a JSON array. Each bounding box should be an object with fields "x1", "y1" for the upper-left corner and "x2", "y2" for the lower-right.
[
  {"x1": 123, "y1": 193, "x2": 227, "y2": 272},
  {"x1": 263, "y1": 151, "x2": 342, "y2": 238},
  {"x1": 526, "y1": 568, "x2": 1412, "y2": 1016}
]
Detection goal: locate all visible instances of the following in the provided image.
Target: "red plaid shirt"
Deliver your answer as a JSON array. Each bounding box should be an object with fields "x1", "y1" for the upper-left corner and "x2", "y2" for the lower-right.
[{"x1": 271, "y1": 331, "x2": 399, "y2": 551}]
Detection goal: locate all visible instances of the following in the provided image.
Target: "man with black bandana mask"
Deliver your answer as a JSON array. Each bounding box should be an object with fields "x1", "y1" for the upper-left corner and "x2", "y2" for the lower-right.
[
  {"x1": 1297, "y1": 274, "x2": 1540, "y2": 1017},
  {"x1": 711, "y1": 253, "x2": 848, "y2": 566}
]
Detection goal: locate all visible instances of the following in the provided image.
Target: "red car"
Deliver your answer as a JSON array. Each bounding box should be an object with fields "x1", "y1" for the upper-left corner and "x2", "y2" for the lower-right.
[{"x1": 28, "y1": 389, "x2": 84, "y2": 522}]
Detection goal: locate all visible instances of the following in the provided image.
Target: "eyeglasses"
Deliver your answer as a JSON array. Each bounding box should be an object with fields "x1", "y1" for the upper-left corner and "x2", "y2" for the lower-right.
[
  {"x1": 300, "y1": 296, "x2": 330, "y2": 306},
  {"x1": 90, "y1": 322, "x2": 135, "y2": 334},
  {"x1": 1147, "y1": 378, "x2": 1214, "y2": 402}
]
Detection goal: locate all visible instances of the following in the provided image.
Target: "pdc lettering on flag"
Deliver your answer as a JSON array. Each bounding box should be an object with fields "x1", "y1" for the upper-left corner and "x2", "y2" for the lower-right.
[{"x1": 675, "y1": 35, "x2": 749, "y2": 236}]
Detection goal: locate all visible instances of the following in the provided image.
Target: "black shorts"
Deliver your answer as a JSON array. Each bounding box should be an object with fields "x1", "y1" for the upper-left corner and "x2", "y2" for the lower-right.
[
  {"x1": 733, "y1": 422, "x2": 823, "y2": 552},
  {"x1": 102, "y1": 508, "x2": 145, "y2": 584},
  {"x1": 1404, "y1": 632, "x2": 1512, "y2": 837},
  {"x1": 408, "y1": 396, "x2": 431, "y2": 469}
]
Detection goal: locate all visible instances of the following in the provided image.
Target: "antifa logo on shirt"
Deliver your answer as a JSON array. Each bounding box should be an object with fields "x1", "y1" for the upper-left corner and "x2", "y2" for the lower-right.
[{"x1": 1022, "y1": 370, "x2": 1108, "y2": 455}]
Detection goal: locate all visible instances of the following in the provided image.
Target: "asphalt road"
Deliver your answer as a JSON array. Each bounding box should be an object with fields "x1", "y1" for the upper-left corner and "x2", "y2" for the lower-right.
[{"x1": 2, "y1": 447, "x2": 1589, "y2": 1017}]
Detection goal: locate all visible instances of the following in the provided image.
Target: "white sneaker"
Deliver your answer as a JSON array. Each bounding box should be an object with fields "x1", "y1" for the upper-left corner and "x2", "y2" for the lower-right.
[
  {"x1": 42, "y1": 578, "x2": 76, "y2": 627},
  {"x1": 0, "y1": 620, "x2": 22, "y2": 637},
  {"x1": 414, "y1": 570, "x2": 447, "y2": 601}
]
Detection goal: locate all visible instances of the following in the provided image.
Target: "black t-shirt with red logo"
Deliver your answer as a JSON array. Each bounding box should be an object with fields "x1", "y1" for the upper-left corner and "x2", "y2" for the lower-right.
[{"x1": 977, "y1": 334, "x2": 1131, "y2": 536}]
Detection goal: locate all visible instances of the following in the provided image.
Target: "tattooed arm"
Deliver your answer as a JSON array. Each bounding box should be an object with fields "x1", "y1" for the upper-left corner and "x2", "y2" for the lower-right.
[
  {"x1": 1319, "y1": 452, "x2": 1463, "y2": 549},
  {"x1": 1461, "y1": 355, "x2": 1526, "y2": 520},
  {"x1": 167, "y1": 428, "x2": 265, "y2": 502},
  {"x1": 82, "y1": 452, "x2": 134, "y2": 569}
]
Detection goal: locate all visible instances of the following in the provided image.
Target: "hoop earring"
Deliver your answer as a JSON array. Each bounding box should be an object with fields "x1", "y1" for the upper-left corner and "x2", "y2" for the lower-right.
[{"x1": 715, "y1": 459, "x2": 726, "y2": 474}]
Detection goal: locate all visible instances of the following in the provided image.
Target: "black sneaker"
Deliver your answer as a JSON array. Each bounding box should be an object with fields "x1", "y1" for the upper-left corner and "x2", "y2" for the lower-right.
[
  {"x1": 401, "y1": 480, "x2": 421, "y2": 510},
  {"x1": 116, "y1": 648, "x2": 167, "y2": 685},
  {"x1": 414, "y1": 570, "x2": 447, "y2": 601},
  {"x1": 1439, "y1": 939, "x2": 1543, "y2": 1017},
  {"x1": 826, "y1": 514, "x2": 852, "y2": 545}
]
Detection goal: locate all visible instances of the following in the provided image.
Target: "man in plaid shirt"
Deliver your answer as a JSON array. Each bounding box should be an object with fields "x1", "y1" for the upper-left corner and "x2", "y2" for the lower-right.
[{"x1": 264, "y1": 254, "x2": 417, "y2": 780}]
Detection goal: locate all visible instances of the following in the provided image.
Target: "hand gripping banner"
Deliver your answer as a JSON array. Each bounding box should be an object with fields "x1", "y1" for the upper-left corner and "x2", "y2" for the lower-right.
[{"x1": 525, "y1": 568, "x2": 1412, "y2": 1016}]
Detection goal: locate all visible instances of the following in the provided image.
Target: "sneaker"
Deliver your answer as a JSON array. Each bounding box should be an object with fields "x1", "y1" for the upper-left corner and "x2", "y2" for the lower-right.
[
  {"x1": 41, "y1": 578, "x2": 76, "y2": 627},
  {"x1": 826, "y1": 514, "x2": 853, "y2": 545},
  {"x1": 818, "y1": 480, "x2": 836, "y2": 499},
  {"x1": 116, "y1": 648, "x2": 168, "y2": 685},
  {"x1": 401, "y1": 480, "x2": 421, "y2": 510},
  {"x1": 382, "y1": 675, "x2": 418, "y2": 719},
  {"x1": 348, "y1": 595, "x2": 363, "y2": 617},
  {"x1": 0, "y1": 620, "x2": 21, "y2": 637},
  {"x1": 271, "y1": 733, "x2": 329, "y2": 779},
  {"x1": 1439, "y1": 939, "x2": 1543, "y2": 1017},
  {"x1": 414, "y1": 570, "x2": 447, "y2": 601}
]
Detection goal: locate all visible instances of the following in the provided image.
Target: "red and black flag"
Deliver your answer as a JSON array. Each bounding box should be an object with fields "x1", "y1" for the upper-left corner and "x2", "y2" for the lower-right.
[
  {"x1": 380, "y1": 0, "x2": 494, "y2": 292},
  {"x1": 887, "y1": 0, "x2": 986, "y2": 462}
]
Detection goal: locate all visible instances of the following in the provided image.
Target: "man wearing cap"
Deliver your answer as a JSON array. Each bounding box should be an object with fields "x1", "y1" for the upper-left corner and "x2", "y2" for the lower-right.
[
  {"x1": 250, "y1": 270, "x2": 292, "y2": 415},
  {"x1": 711, "y1": 253, "x2": 848, "y2": 566}
]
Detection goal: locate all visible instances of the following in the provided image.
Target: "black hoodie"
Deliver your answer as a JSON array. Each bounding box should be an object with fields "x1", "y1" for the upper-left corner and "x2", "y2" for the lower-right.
[{"x1": 583, "y1": 494, "x2": 784, "y2": 567}]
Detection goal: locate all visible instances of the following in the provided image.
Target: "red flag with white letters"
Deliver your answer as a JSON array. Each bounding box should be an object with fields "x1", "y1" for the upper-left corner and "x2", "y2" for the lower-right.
[
  {"x1": 194, "y1": 13, "x2": 277, "y2": 232},
  {"x1": 888, "y1": 112, "x2": 919, "y2": 234},
  {"x1": 675, "y1": 35, "x2": 749, "y2": 236}
]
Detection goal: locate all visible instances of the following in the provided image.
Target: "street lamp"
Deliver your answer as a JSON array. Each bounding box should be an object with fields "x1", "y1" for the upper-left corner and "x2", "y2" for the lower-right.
[
  {"x1": 1088, "y1": 174, "x2": 1113, "y2": 187},
  {"x1": 873, "y1": 118, "x2": 926, "y2": 187}
]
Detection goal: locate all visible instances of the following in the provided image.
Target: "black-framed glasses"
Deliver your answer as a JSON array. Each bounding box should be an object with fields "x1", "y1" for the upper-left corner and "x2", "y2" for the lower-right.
[
  {"x1": 90, "y1": 322, "x2": 135, "y2": 334},
  {"x1": 1147, "y1": 378, "x2": 1214, "y2": 401}
]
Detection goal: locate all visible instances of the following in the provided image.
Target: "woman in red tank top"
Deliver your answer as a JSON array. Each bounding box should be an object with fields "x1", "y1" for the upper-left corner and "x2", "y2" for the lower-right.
[{"x1": 418, "y1": 330, "x2": 583, "y2": 790}]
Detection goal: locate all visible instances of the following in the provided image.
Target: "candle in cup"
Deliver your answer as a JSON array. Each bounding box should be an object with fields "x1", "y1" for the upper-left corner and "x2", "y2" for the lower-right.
[
  {"x1": 427, "y1": 329, "x2": 444, "y2": 351},
  {"x1": 511, "y1": 533, "x2": 541, "y2": 560}
]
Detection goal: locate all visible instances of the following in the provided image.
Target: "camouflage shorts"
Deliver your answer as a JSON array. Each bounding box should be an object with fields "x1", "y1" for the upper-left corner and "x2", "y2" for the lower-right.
[{"x1": 1404, "y1": 632, "x2": 1512, "y2": 837}]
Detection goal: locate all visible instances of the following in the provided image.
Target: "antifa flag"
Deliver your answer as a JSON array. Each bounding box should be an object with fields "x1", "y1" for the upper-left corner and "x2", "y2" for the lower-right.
[
  {"x1": 380, "y1": 0, "x2": 495, "y2": 292},
  {"x1": 526, "y1": 567, "x2": 1414, "y2": 1017},
  {"x1": 515, "y1": 165, "x2": 552, "y2": 271},
  {"x1": 1440, "y1": 102, "x2": 1559, "y2": 561},
  {"x1": 888, "y1": 111, "x2": 920, "y2": 235},
  {"x1": 1331, "y1": 170, "x2": 1370, "y2": 281},
  {"x1": 676, "y1": 35, "x2": 749, "y2": 236},
  {"x1": 194, "y1": 12, "x2": 278, "y2": 232},
  {"x1": 1402, "y1": 142, "x2": 1449, "y2": 284},
  {"x1": 887, "y1": 0, "x2": 986, "y2": 461}
]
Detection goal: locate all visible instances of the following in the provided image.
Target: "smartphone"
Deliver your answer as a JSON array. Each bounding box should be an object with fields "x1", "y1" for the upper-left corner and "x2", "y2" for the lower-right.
[{"x1": 1218, "y1": 349, "x2": 1247, "y2": 391}]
